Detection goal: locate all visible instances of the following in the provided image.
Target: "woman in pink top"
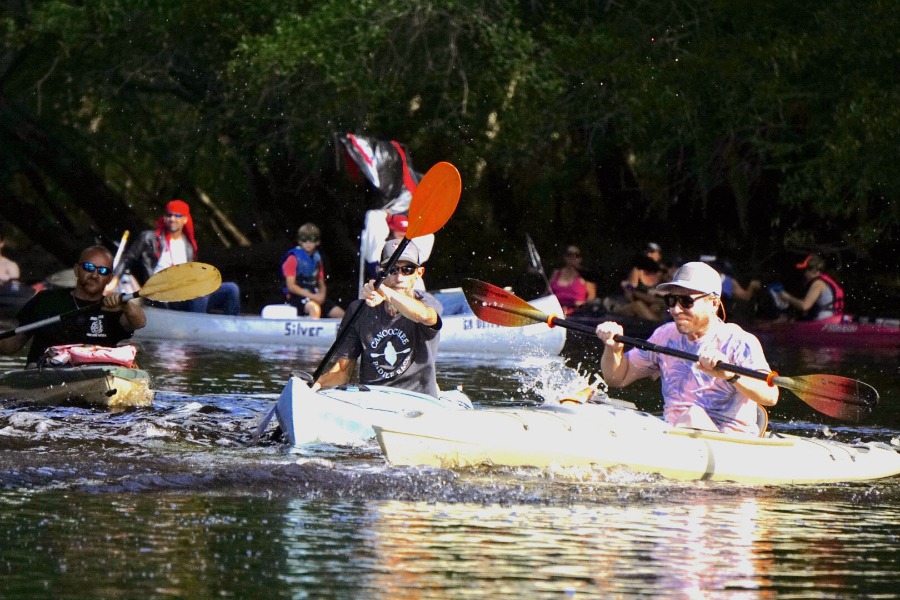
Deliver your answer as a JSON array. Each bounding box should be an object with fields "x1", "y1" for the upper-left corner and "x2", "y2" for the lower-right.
[{"x1": 549, "y1": 245, "x2": 596, "y2": 315}]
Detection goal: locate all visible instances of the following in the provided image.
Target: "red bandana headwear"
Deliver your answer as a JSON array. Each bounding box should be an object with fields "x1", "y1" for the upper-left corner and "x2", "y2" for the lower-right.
[{"x1": 155, "y1": 199, "x2": 198, "y2": 255}]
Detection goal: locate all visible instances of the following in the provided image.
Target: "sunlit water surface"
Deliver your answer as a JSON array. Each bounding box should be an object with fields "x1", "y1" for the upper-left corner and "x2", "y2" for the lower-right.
[{"x1": 1, "y1": 339, "x2": 898, "y2": 598}]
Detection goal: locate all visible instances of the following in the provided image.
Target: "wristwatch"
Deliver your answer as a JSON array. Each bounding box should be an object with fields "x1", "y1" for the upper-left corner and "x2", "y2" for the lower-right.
[{"x1": 726, "y1": 373, "x2": 741, "y2": 384}]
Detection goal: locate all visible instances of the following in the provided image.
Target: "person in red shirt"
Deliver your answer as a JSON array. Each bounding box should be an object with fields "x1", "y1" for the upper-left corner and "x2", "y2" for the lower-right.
[{"x1": 280, "y1": 223, "x2": 345, "y2": 319}]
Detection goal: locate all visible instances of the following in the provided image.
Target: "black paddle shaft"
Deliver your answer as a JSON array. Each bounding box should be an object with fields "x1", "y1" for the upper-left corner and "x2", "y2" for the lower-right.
[
  {"x1": 311, "y1": 238, "x2": 413, "y2": 382},
  {"x1": 548, "y1": 318, "x2": 771, "y2": 382},
  {"x1": 0, "y1": 291, "x2": 142, "y2": 341}
]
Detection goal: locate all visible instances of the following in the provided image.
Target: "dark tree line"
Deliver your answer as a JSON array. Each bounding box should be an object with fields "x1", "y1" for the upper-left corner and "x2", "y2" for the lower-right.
[{"x1": 1, "y1": 0, "x2": 897, "y2": 311}]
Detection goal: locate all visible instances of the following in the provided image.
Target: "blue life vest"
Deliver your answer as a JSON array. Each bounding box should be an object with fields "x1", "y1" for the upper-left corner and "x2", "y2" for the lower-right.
[{"x1": 281, "y1": 248, "x2": 321, "y2": 295}]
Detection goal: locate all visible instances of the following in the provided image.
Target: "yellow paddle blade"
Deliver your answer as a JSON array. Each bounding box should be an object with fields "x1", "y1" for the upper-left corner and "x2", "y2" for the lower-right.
[
  {"x1": 406, "y1": 162, "x2": 461, "y2": 239},
  {"x1": 138, "y1": 262, "x2": 222, "y2": 302}
]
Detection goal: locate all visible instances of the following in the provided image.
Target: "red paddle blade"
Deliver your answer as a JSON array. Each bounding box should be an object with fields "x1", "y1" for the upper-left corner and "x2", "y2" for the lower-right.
[
  {"x1": 406, "y1": 162, "x2": 461, "y2": 239},
  {"x1": 776, "y1": 374, "x2": 879, "y2": 423},
  {"x1": 462, "y1": 279, "x2": 553, "y2": 327}
]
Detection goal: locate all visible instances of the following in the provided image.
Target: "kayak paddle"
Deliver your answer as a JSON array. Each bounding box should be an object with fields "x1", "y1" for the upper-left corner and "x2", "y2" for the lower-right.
[
  {"x1": 253, "y1": 161, "x2": 463, "y2": 440},
  {"x1": 461, "y1": 278, "x2": 879, "y2": 423},
  {"x1": 0, "y1": 262, "x2": 222, "y2": 341}
]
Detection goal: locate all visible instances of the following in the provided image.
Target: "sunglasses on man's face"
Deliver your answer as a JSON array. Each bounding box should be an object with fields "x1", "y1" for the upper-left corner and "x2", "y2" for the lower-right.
[
  {"x1": 298, "y1": 237, "x2": 319, "y2": 243},
  {"x1": 387, "y1": 265, "x2": 418, "y2": 276},
  {"x1": 663, "y1": 292, "x2": 711, "y2": 309},
  {"x1": 164, "y1": 212, "x2": 184, "y2": 219},
  {"x1": 81, "y1": 262, "x2": 112, "y2": 276}
]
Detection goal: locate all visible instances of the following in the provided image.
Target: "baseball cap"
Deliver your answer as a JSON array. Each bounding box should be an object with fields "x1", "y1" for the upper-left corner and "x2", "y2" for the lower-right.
[
  {"x1": 656, "y1": 261, "x2": 722, "y2": 296},
  {"x1": 381, "y1": 238, "x2": 421, "y2": 266},
  {"x1": 795, "y1": 254, "x2": 824, "y2": 271}
]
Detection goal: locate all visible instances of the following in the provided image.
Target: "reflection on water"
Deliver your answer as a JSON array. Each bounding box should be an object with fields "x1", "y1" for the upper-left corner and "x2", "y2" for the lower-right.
[
  {"x1": 0, "y1": 341, "x2": 899, "y2": 598},
  {"x1": 7, "y1": 490, "x2": 894, "y2": 599},
  {"x1": 357, "y1": 497, "x2": 778, "y2": 598}
]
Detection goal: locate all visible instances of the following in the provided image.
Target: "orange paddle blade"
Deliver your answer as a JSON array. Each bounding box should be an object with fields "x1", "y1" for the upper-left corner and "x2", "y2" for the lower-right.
[
  {"x1": 462, "y1": 279, "x2": 555, "y2": 327},
  {"x1": 773, "y1": 374, "x2": 878, "y2": 422},
  {"x1": 406, "y1": 162, "x2": 461, "y2": 239}
]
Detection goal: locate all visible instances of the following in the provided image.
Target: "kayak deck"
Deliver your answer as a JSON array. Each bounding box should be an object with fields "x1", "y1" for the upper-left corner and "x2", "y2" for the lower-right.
[
  {"x1": 275, "y1": 377, "x2": 473, "y2": 447},
  {"x1": 0, "y1": 365, "x2": 154, "y2": 409}
]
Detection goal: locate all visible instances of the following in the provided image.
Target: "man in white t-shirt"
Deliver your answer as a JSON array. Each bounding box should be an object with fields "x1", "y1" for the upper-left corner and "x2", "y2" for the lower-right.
[{"x1": 119, "y1": 200, "x2": 241, "y2": 315}]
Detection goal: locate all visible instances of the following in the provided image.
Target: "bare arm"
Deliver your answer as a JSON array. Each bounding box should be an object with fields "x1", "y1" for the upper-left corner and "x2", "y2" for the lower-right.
[
  {"x1": 103, "y1": 294, "x2": 146, "y2": 331},
  {"x1": 363, "y1": 280, "x2": 438, "y2": 326},
  {"x1": 732, "y1": 376, "x2": 779, "y2": 407},
  {"x1": 697, "y1": 346, "x2": 780, "y2": 407},
  {"x1": 0, "y1": 332, "x2": 29, "y2": 356},
  {"x1": 584, "y1": 280, "x2": 597, "y2": 303},
  {"x1": 621, "y1": 268, "x2": 640, "y2": 298},
  {"x1": 285, "y1": 274, "x2": 326, "y2": 305},
  {"x1": 595, "y1": 321, "x2": 646, "y2": 388},
  {"x1": 781, "y1": 280, "x2": 825, "y2": 312},
  {"x1": 730, "y1": 278, "x2": 761, "y2": 301},
  {"x1": 314, "y1": 357, "x2": 354, "y2": 390}
]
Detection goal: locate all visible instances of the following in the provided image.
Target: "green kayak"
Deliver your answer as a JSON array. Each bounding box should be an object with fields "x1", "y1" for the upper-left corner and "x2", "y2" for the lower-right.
[{"x1": 0, "y1": 365, "x2": 154, "y2": 409}]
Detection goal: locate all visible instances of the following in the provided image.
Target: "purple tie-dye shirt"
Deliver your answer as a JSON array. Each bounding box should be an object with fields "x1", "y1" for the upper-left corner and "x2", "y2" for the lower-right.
[{"x1": 626, "y1": 320, "x2": 771, "y2": 434}]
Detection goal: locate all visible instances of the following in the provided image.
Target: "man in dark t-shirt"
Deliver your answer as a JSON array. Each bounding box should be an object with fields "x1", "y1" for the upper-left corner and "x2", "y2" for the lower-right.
[
  {"x1": 0, "y1": 246, "x2": 146, "y2": 366},
  {"x1": 315, "y1": 239, "x2": 442, "y2": 398}
]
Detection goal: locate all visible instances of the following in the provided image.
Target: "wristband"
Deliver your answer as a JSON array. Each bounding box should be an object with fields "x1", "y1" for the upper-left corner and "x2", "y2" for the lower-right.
[{"x1": 726, "y1": 373, "x2": 740, "y2": 384}]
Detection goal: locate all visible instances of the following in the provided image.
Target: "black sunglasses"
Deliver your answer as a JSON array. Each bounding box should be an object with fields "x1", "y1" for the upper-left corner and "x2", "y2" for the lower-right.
[
  {"x1": 164, "y1": 212, "x2": 184, "y2": 219},
  {"x1": 81, "y1": 262, "x2": 112, "y2": 276},
  {"x1": 298, "y1": 237, "x2": 319, "y2": 243},
  {"x1": 387, "y1": 265, "x2": 418, "y2": 276},
  {"x1": 663, "y1": 292, "x2": 711, "y2": 309}
]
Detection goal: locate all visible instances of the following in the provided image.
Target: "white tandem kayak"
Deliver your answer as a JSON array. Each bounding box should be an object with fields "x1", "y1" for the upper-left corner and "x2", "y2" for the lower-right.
[
  {"x1": 134, "y1": 291, "x2": 566, "y2": 355},
  {"x1": 372, "y1": 402, "x2": 900, "y2": 485},
  {"x1": 273, "y1": 376, "x2": 473, "y2": 447}
]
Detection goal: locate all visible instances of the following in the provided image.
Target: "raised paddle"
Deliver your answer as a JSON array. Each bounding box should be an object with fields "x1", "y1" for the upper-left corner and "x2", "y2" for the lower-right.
[
  {"x1": 253, "y1": 161, "x2": 463, "y2": 440},
  {"x1": 0, "y1": 262, "x2": 222, "y2": 341},
  {"x1": 461, "y1": 278, "x2": 879, "y2": 423}
]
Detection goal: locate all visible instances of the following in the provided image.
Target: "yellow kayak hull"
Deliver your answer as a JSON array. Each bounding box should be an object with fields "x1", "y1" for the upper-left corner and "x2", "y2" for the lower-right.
[{"x1": 373, "y1": 403, "x2": 900, "y2": 485}]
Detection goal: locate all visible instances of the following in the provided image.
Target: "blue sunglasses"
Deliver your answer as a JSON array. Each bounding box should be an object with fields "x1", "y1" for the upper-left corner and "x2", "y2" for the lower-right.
[{"x1": 81, "y1": 262, "x2": 112, "y2": 276}]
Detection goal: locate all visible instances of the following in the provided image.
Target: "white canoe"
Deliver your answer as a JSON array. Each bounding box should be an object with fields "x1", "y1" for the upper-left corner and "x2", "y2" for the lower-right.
[
  {"x1": 134, "y1": 291, "x2": 566, "y2": 355},
  {"x1": 372, "y1": 402, "x2": 900, "y2": 485},
  {"x1": 274, "y1": 376, "x2": 473, "y2": 446}
]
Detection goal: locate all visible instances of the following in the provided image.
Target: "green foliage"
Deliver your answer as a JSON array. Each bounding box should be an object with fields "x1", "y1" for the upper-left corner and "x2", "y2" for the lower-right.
[{"x1": 1, "y1": 0, "x2": 897, "y2": 293}]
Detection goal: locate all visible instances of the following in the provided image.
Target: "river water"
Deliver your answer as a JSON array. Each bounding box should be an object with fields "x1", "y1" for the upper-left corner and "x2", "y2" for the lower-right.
[{"x1": 1, "y1": 337, "x2": 898, "y2": 598}]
